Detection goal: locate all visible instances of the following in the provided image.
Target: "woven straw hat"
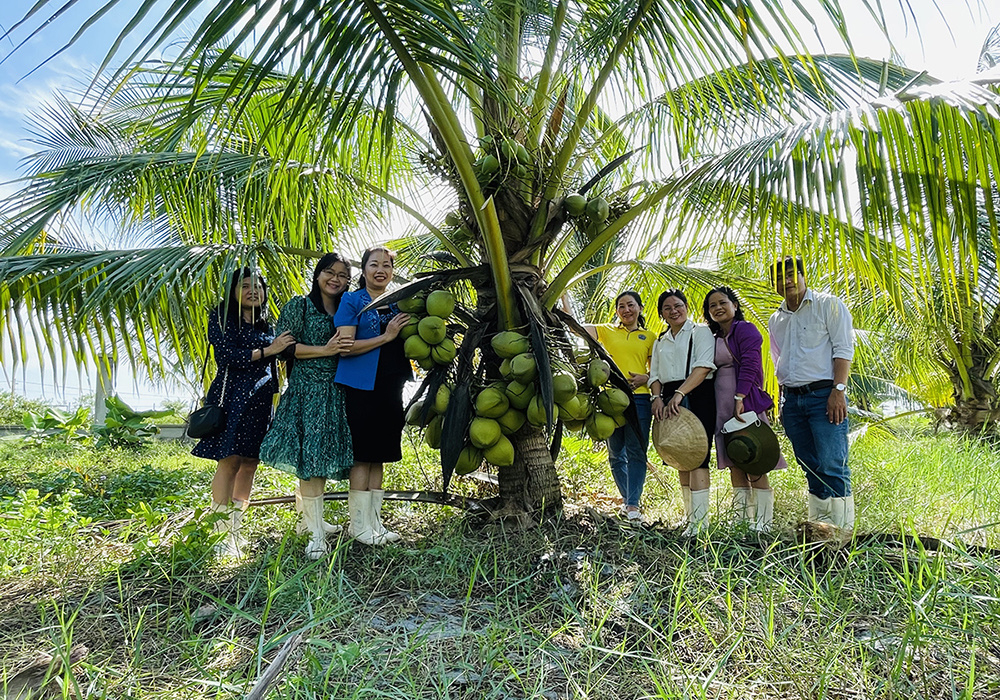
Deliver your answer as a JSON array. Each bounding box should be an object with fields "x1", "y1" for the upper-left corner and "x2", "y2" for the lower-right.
[
  {"x1": 651, "y1": 407, "x2": 709, "y2": 471},
  {"x1": 722, "y1": 413, "x2": 781, "y2": 476}
]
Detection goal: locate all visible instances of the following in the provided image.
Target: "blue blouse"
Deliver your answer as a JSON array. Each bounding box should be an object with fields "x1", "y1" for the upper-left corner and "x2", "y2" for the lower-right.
[{"x1": 334, "y1": 288, "x2": 398, "y2": 390}]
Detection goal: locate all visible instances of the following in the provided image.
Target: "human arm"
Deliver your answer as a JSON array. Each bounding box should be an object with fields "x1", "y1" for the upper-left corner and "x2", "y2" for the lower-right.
[
  {"x1": 827, "y1": 357, "x2": 851, "y2": 424},
  {"x1": 339, "y1": 313, "x2": 411, "y2": 357},
  {"x1": 663, "y1": 367, "x2": 711, "y2": 417},
  {"x1": 294, "y1": 329, "x2": 355, "y2": 358},
  {"x1": 209, "y1": 312, "x2": 293, "y2": 367},
  {"x1": 731, "y1": 322, "x2": 765, "y2": 419},
  {"x1": 826, "y1": 298, "x2": 854, "y2": 425}
]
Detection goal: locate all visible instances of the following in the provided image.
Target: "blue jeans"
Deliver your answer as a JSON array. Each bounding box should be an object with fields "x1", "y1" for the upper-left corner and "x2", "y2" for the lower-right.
[
  {"x1": 781, "y1": 387, "x2": 851, "y2": 498},
  {"x1": 608, "y1": 395, "x2": 652, "y2": 507}
]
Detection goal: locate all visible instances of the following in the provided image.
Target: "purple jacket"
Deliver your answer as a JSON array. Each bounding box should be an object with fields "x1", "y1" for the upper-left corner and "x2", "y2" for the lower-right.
[{"x1": 724, "y1": 320, "x2": 774, "y2": 414}]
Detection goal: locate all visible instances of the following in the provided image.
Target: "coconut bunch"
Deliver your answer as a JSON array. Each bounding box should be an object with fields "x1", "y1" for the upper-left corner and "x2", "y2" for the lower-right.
[{"x1": 399, "y1": 289, "x2": 459, "y2": 370}]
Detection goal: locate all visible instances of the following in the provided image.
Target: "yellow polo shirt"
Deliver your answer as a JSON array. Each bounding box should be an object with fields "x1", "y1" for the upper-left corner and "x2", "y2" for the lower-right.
[{"x1": 594, "y1": 324, "x2": 656, "y2": 394}]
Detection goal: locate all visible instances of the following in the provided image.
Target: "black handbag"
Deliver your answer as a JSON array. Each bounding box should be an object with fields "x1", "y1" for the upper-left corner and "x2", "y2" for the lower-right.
[{"x1": 187, "y1": 349, "x2": 229, "y2": 439}]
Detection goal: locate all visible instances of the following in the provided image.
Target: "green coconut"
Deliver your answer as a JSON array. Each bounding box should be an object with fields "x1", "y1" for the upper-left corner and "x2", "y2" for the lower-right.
[
  {"x1": 425, "y1": 290, "x2": 456, "y2": 318},
  {"x1": 586, "y1": 358, "x2": 611, "y2": 388},
  {"x1": 585, "y1": 412, "x2": 616, "y2": 440},
  {"x1": 526, "y1": 395, "x2": 558, "y2": 427},
  {"x1": 596, "y1": 387, "x2": 630, "y2": 415},
  {"x1": 397, "y1": 292, "x2": 426, "y2": 314},
  {"x1": 404, "y1": 335, "x2": 431, "y2": 361},
  {"x1": 499, "y1": 358, "x2": 514, "y2": 380},
  {"x1": 491, "y1": 331, "x2": 530, "y2": 358},
  {"x1": 399, "y1": 315, "x2": 421, "y2": 339},
  {"x1": 564, "y1": 193, "x2": 587, "y2": 217},
  {"x1": 417, "y1": 356, "x2": 435, "y2": 371},
  {"x1": 444, "y1": 211, "x2": 463, "y2": 227},
  {"x1": 469, "y1": 417, "x2": 502, "y2": 449},
  {"x1": 475, "y1": 386, "x2": 510, "y2": 418},
  {"x1": 612, "y1": 413, "x2": 627, "y2": 428},
  {"x1": 562, "y1": 418, "x2": 586, "y2": 432},
  {"x1": 496, "y1": 408, "x2": 526, "y2": 435},
  {"x1": 418, "y1": 316, "x2": 447, "y2": 345},
  {"x1": 484, "y1": 435, "x2": 515, "y2": 467},
  {"x1": 481, "y1": 154, "x2": 500, "y2": 174},
  {"x1": 505, "y1": 380, "x2": 536, "y2": 410},
  {"x1": 424, "y1": 415, "x2": 444, "y2": 448},
  {"x1": 431, "y1": 337, "x2": 457, "y2": 365},
  {"x1": 405, "y1": 400, "x2": 432, "y2": 427},
  {"x1": 455, "y1": 445, "x2": 483, "y2": 475},
  {"x1": 586, "y1": 196, "x2": 610, "y2": 223},
  {"x1": 510, "y1": 353, "x2": 538, "y2": 383},
  {"x1": 552, "y1": 372, "x2": 578, "y2": 403},
  {"x1": 433, "y1": 384, "x2": 451, "y2": 414}
]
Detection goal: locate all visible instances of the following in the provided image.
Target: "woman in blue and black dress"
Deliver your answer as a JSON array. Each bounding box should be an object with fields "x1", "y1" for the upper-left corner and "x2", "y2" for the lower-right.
[
  {"x1": 335, "y1": 246, "x2": 412, "y2": 546},
  {"x1": 193, "y1": 269, "x2": 295, "y2": 556},
  {"x1": 260, "y1": 253, "x2": 356, "y2": 559}
]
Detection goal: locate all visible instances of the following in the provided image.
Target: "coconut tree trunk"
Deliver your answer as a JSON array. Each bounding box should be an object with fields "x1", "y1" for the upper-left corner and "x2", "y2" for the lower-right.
[
  {"x1": 497, "y1": 428, "x2": 562, "y2": 515},
  {"x1": 939, "y1": 338, "x2": 1000, "y2": 433}
]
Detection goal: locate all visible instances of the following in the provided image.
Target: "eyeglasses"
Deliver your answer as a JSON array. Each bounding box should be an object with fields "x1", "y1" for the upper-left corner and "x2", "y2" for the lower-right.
[{"x1": 320, "y1": 269, "x2": 351, "y2": 280}]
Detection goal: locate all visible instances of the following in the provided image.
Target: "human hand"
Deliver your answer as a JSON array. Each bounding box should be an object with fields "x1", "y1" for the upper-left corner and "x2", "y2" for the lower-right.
[
  {"x1": 651, "y1": 396, "x2": 665, "y2": 421},
  {"x1": 627, "y1": 372, "x2": 648, "y2": 390},
  {"x1": 827, "y1": 389, "x2": 848, "y2": 424},
  {"x1": 325, "y1": 330, "x2": 354, "y2": 356},
  {"x1": 734, "y1": 397, "x2": 745, "y2": 420},
  {"x1": 384, "y1": 313, "x2": 411, "y2": 340},
  {"x1": 665, "y1": 392, "x2": 683, "y2": 417},
  {"x1": 266, "y1": 331, "x2": 296, "y2": 355}
]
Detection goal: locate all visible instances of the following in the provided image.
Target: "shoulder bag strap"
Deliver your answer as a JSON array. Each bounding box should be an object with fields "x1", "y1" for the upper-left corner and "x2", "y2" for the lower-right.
[{"x1": 685, "y1": 333, "x2": 694, "y2": 377}]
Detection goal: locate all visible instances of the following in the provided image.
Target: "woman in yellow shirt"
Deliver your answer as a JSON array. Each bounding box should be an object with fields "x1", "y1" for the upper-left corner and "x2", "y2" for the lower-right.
[{"x1": 585, "y1": 290, "x2": 656, "y2": 521}]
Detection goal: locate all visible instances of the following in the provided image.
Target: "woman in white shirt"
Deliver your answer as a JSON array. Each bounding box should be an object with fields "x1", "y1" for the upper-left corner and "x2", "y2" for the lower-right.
[{"x1": 649, "y1": 289, "x2": 717, "y2": 536}]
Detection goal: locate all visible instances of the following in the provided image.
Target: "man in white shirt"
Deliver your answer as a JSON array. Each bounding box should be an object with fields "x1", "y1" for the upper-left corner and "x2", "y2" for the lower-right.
[{"x1": 768, "y1": 256, "x2": 855, "y2": 529}]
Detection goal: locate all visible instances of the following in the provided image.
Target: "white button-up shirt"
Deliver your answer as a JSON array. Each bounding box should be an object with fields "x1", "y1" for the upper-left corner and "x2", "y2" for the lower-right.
[
  {"x1": 648, "y1": 319, "x2": 716, "y2": 385},
  {"x1": 768, "y1": 288, "x2": 854, "y2": 387}
]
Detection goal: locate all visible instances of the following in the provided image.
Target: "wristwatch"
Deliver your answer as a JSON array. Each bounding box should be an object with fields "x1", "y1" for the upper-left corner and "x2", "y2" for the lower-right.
[{"x1": 834, "y1": 383, "x2": 847, "y2": 392}]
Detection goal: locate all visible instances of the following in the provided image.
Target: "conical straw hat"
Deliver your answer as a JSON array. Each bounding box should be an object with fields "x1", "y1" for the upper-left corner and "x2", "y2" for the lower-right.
[{"x1": 651, "y1": 406, "x2": 709, "y2": 471}]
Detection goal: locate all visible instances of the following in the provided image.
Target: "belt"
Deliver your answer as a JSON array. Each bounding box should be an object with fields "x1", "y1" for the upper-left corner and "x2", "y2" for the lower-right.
[{"x1": 783, "y1": 380, "x2": 833, "y2": 395}]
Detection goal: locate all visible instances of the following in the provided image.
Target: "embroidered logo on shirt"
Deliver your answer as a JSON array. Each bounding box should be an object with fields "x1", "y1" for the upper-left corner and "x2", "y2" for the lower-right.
[{"x1": 638, "y1": 334, "x2": 646, "y2": 340}]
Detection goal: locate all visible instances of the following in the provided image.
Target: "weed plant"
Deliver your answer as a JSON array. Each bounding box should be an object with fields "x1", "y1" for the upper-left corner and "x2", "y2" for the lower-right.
[{"x1": 0, "y1": 419, "x2": 998, "y2": 699}]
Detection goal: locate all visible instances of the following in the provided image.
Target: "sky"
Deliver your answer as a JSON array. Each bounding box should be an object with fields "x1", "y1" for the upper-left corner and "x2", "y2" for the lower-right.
[{"x1": 0, "y1": 0, "x2": 997, "y2": 409}]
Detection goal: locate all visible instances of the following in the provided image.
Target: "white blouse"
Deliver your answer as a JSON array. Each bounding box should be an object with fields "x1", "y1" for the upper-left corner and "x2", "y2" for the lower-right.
[{"x1": 648, "y1": 319, "x2": 717, "y2": 386}]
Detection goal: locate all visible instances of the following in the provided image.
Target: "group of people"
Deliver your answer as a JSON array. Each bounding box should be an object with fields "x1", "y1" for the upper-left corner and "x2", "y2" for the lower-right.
[
  {"x1": 589, "y1": 256, "x2": 855, "y2": 536},
  {"x1": 192, "y1": 248, "x2": 855, "y2": 559},
  {"x1": 193, "y1": 247, "x2": 412, "y2": 559}
]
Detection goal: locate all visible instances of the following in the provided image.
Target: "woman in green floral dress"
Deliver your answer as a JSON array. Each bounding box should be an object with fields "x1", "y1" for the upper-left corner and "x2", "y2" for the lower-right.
[{"x1": 260, "y1": 253, "x2": 355, "y2": 559}]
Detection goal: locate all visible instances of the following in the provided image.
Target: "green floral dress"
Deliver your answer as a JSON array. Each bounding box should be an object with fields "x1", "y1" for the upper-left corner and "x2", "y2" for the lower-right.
[{"x1": 260, "y1": 296, "x2": 354, "y2": 480}]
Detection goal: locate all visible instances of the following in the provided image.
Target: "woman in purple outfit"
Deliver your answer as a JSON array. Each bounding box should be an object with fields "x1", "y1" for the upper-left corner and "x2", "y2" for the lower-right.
[{"x1": 703, "y1": 286, "x2": 787, "y2": 531}]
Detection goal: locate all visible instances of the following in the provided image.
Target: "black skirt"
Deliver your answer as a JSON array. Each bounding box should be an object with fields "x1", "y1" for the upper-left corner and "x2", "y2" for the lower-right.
[
  {"x1": 344, "y1": 337, "x2": 409, "y2": 464},
  {"x1": 661, "y1": 378, "x2": 716, "y2": 470}
]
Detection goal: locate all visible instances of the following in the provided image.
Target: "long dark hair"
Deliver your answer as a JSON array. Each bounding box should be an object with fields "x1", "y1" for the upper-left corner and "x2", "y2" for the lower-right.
[
  {"x1": 219, "y1": 268, "x2": 269, "y2": 328},
  {"x1": 357, "y1": 246, "x2": 396, "y2": 289},
  {"x1": 702, "y1": 286, "x2": 745, "y2": 337},
  {"x1": 656, "y1": 289, "x2": 688, "y2": 319},
  {"x1": 308, "y1": 252, "x2": 351, "y2": 314},
  {"x1": 613, "y1": 290, "x2": 647, "y2": 329}
]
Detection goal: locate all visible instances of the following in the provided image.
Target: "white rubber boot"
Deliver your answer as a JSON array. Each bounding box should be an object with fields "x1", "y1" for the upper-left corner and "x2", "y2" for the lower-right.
[
  {"x1": 732, "y1": 487, "x2": 754, "y2": 524},
  {"x1": 753, "y1": 489, "x2": 774, "y2": 532},
  {"x1": 300, "y1": 494, "x2": 329, "y2": 560},
  {"x1": 230, "y1": 498, "x2": 249, "y2": 551},
  {"x1": 295, "y1": 484, "x2": 342, "y2": 535},
  {"x1": 369, "y1": 489, "x2": 401, "y2": 542},
  {"x1": 808, "y1": 494, "x2": 833, "y2": 524},
  {"x1": 829, "y1": 495, "x2": 856, "y2": 530},
  {"x1": 209, "y1": 501, "x2": 240, "y2": 557},
  {"x1": 682, "y1": 489, "x2": 710, "y2": 538},
  {"x1": 348, "y1": 490, "x2": 386, "y2": 546}
]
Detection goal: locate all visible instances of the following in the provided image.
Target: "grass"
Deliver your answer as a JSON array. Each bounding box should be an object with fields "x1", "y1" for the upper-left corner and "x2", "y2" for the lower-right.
[{"x1": 1, "y1": 419, "x2": 998, "y2": 699}]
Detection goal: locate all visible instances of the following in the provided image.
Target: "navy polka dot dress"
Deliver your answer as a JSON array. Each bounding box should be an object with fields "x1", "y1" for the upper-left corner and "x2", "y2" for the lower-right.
[{"x1": 192, "y1": 308, "x2": 277, "y2": 461}]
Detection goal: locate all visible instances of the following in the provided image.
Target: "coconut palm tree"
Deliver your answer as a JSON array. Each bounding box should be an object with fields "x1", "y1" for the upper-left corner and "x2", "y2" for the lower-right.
[{"x1": 4, "y1": 2, "x2": 1000, "y2": 516}]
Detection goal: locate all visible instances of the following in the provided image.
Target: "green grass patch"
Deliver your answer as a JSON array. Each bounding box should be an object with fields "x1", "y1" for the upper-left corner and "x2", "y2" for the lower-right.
[{"x1": 1, "y1": 420, "x2": 998, "y2": 698}]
